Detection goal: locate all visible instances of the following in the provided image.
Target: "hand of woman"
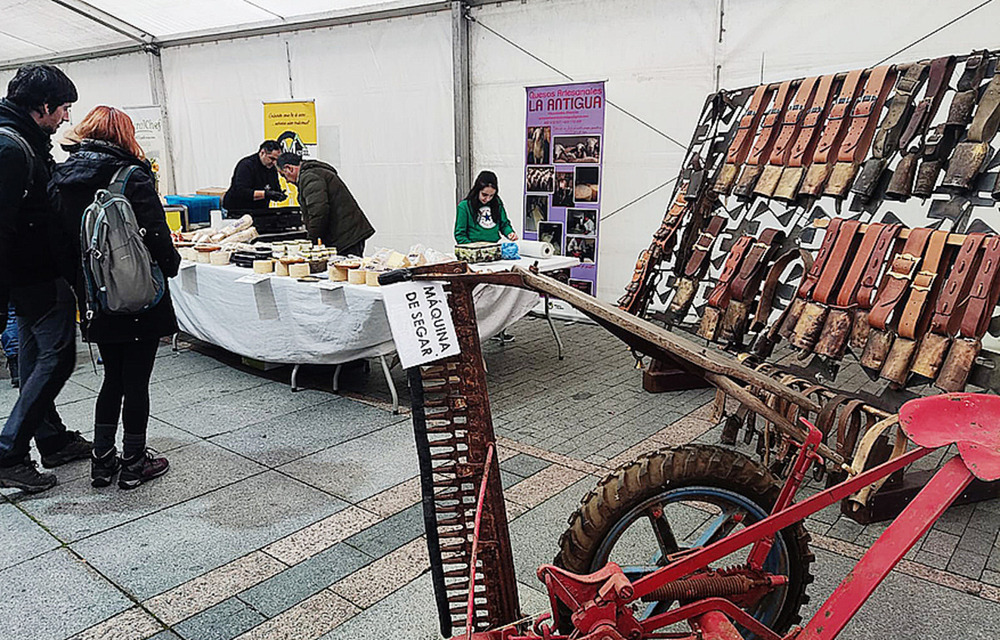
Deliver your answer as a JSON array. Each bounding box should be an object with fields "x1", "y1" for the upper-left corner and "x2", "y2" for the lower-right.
[{"x1": 507, "y1": 231, "x2": 518, "y2": 241}]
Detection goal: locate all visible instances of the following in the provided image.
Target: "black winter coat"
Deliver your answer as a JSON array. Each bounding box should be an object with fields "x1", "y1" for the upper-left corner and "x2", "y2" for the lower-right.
[
  {"x1": 0, "y1": 99, "x2": 75, "y2": 293},
  {"x1": 297, "y1": 160, "x2": 374, "y2": 252},
  {"x1": 50, "y1": 140, "x2": 182, "y2": 344},
  {"x1": 222, "y1": 153, "x2": 282, "y2": 211}
]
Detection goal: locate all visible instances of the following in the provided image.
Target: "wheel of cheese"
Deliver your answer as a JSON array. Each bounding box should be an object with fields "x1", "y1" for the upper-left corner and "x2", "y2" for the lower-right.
[
  {"x1": 209, "y1": 251, "x2": 230, "y2": 266},
  {"x1": 348, "y1": 268, "x2": 367, "y2": 285},
  {"x1": 274, "y1": 261, "x2": 289, "y2": 277},
  {"x1": 329, "y1": 264, "x2": 349, "y2": 281},
  {"x1": 196, "y1": 250, "x2": 212, "y2": 263},
  {"x1": 253, "y1": 259, "x2": 274, "y2": 274},
  {"x1": 288, "y1": 262, "x2": 310, "y2": 278},
  {"x1": 366, "y1": 270, "x2": 382, "y2": 287}
]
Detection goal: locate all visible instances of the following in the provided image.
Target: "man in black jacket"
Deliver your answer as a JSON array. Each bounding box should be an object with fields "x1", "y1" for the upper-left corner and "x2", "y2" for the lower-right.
[
  {"x1": 0, "y1": 65, "x2": 92, "y2": 493},
  {"x1": 221, "y1": 140, "x2": 286, "y2": 212},
  {"x1": 276, "y1": 153, "x2": 374, "y2": 256}
]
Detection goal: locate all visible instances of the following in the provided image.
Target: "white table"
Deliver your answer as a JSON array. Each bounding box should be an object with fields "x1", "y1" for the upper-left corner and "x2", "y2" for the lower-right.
[{"x1": 169, "y1": 256, "x2": 578, "y2": 410}]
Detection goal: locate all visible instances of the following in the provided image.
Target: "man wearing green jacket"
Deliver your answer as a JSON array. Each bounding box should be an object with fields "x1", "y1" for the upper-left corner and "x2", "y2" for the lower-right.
[{"x1": 277, "y1": 153, "x2": 374, "y2": 256}]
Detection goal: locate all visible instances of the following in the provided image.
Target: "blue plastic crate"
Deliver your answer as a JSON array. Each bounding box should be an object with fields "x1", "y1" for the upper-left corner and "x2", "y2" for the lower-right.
[{"x1": 165, "y1": 195, "x2": 220, "y2": 226}]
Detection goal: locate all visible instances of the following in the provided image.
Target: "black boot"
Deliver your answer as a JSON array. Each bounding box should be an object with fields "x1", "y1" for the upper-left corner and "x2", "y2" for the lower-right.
[
  {"x1": 91, "y1": 448, "x2": 120, "y2": 488},
  {"x1": 0, "y1": 459, "x2": 57, "y2": 493},
  {"x1": 119, "y1": 449, "x2": 169, "y2": 490},
  {"x1": 40, "y1": 431, "x2": 93, "y2": 468}
]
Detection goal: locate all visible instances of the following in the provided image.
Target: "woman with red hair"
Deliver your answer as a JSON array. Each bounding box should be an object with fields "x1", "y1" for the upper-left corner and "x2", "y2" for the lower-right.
[{"x1": 51, "y1": 105, "x2": 180, "y2": 490}]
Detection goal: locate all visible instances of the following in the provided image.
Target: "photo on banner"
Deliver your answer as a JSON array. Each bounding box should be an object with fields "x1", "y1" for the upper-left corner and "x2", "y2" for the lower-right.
[
  {"x1": 523, "y1": 81, "x2": 605, "y2": 293},
  {"x1": 123, "y1": 106, "x2": 169, "y2": 195},
  {"x1": 263, "y1": 100, "x2": 318, "y2": 206}
]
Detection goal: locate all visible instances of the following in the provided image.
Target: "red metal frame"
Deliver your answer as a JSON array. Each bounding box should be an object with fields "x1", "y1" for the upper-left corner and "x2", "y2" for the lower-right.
[{"x1": 455, "y1": 403, "x2": 989, "y2": 640}]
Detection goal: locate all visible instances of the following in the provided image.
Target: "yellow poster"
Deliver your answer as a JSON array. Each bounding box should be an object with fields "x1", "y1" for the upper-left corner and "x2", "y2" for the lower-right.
[
  {"x1": 263, "y1": 100, "x2": 317, "y2": 206},
  {"x1": 263, "y1": 100, "x2": 317, "y2": 147}
]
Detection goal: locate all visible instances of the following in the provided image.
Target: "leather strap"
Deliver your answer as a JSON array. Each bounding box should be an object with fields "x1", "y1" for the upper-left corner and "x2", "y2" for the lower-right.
[
  {"x1": 966, "y1": 72, "x2": 1000, "y2": 142},
  {"x1": 929, "y1": 232, "x2": 987, "y2": 335},
  {"x1": 855, "y1": 223, "x2": 903, "y2": 310},
  {"x1": 897, "y1": 230, "x2": 950, "y2": 339},
  {"x1": 768, "y1": 77, "x2": 819, "y2": 166},
  {"x1": 745, "y1": 80, "x2": 795, "y2": 166},
  {"x1": 836, "y1": 222, "x2": 887, "y2": 307},
  {"x1": 957, "y1": 50, "x2": 989, "y2": 92},
  {"x1": 787, "y1": 75, "x2": 837, "y2": 168},
  {"x1": 871, "y1": 63, "x2": 927, "y2": 158},
  {"x1": 707, "y1": 235, "x2": 754, "y2": 308},
  {"x1": 958, "y1": 236, "x2": 1000, "y2": 338},
  {"x1": 682, "y1": 215, "x2": 727, "y2": 278},
  {"x1": 753, "y1": 248, "x2": 813, "y2": 331},
  {"x1": 730, "y1": 228, "x2": 785, "y2": 302},
  {"x1": 868, "y1": 227, "x2": 934, "y2": 330},
  {"x1": 813, "y1": 219, "x2": 863, "y2": 304},
  {"x1": 811, "y1": 69, "x2": 866, "y2": 165},
  {"x1": 899, "y1": 56, "x2": 956, "y2": 151},
  {"x1": 726, "y1": 85, "x2": 773, "y2": 165},
  {"x1": 835, "y1": 65, "x2": 898, "y2": 164},
  {"x1": 798, "y1": 218, "x2": 844, "y2": 298}
]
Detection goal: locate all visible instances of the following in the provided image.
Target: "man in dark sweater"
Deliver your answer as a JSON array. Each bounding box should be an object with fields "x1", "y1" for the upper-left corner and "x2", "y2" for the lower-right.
[
  {"x1": 276, "y1": 153, "x2": 374, "y2": 256},
  {"x1": 221, "y1": 140, "x2": 286, "y2": 211},
  {"x1": 0, "y1": 65, "x2": 92, "y2": 493}
]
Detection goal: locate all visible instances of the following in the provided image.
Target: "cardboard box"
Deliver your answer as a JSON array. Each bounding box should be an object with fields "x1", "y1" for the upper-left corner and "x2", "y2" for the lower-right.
[{"x1": 196, "y1": 187, "x2": 228, "y2": 197}]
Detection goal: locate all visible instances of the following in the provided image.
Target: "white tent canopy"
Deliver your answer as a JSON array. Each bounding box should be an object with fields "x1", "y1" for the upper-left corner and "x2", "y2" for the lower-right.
[{"x1": 3, "y1": 0, "x2": 1000, "y2": 300}]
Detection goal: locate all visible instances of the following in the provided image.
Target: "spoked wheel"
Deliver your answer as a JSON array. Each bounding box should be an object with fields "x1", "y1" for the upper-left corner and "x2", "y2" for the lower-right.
[{"x1": 555, "y1": 445, "x2": 814, "y2": 637}]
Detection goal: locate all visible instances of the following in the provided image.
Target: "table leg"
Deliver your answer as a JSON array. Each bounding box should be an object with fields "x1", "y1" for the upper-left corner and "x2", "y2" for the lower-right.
[
  {"x1": 171, "y1": 332, "x2": 179, "y2": 352},
  {"x1": 291, "y1": 363, "x2": 301, "y2": 392},
  {"x1": 544, "y1": 294, "x2": 564, "y2": 360},
  {"x1": 379, "y1": 354, "x2": 399, "y2": 414},
  {"x1": 333, "y1": 364, "x2": 343, "y2": 392}
]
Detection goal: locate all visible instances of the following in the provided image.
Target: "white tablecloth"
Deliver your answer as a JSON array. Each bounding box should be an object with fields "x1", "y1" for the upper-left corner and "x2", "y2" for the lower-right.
[{"x1": 169, "y1": 256, "x2": 578, "y2": 365}]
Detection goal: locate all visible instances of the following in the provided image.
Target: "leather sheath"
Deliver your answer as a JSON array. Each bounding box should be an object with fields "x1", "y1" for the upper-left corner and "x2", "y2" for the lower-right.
[
  {"x1": 929, "y1": 232, "x2": 988, "y2": 335},
  {"x1": 825, "y1": 65, "x2": 898, "y2": 198},
  {"x1": 755, "y1": 77, "x2": 819, "y2": 197},
  {"x1": 867, "y1": 227, "x2": 935, "y2": 331},
  {"x1": 800, "y1": 69, "x2": 866, "y2": 196},
  {"x1": 774, "y1": 75, "x2": 837, "y2": 201},
  {"x1": 706, "y1": 235, "x2": 754, "y2": 309},
  {"x1": 734, "y1": 80, "x2": 795, "y2": 198},
  {"x1": 896, "y1": 230, "x2": 950, "y2": 340},
  {"x1": 715, "y1": 85, "x2": 772, "y2": 194},
  {"x1": 853, "y1": 63, "x2": 928, "y2": 199}
]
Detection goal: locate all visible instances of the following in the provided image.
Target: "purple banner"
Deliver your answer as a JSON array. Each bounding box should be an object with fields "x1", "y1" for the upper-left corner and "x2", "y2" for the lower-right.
[{"x1": 524, "y1": 81, "x2": 606, "y2": 295}]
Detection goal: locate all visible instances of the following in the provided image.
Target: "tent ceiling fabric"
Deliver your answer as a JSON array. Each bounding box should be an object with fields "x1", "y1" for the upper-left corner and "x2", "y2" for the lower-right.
[{"x1": 0, "y1": 0, "x2": 435, "y2": 65}]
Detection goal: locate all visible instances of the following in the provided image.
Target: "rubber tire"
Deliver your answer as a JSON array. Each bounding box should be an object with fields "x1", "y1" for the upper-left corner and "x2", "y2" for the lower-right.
[{"x1": 554, "y1": 444, "x2": 815, "y2": 634}]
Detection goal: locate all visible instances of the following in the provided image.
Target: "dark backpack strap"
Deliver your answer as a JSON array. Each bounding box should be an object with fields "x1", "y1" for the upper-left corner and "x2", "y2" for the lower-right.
[
  {"x1": 0, "y1": 126, "x2": 37, "y2": 194},
  {"x1": 108, "y1": 164, "x2": 140, "y2": 195}
]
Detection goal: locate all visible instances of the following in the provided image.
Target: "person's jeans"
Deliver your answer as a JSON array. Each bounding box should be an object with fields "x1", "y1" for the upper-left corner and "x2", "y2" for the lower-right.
[
  {"x1": 1, "y1": 303, "x2": 17, "y2": 358},
  {"x1": 0, "y1": 279, "x2": 76, "y2": 464}
]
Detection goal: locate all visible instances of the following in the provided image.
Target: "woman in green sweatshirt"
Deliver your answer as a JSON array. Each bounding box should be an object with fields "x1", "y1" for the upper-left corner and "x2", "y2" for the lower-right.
[{"x1": 454, "y1": 170, "x2": 518, "y2": 244}]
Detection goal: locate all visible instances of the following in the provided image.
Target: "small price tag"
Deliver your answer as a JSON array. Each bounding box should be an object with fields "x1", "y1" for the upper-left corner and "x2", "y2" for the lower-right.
[
  {"x1": 235, "y1": 273, "x2": 270, "y2": 284},
  {"x1": 381, "y1": 280, "x2": 460, "y2": 368},
  {"x1": 314, "y1": 280, "x2": 344, "y2": 291}
]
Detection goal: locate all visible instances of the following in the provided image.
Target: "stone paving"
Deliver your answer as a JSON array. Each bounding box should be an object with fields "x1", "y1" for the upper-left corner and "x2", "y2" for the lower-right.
[{"x1": 1, "y1": 316, "x2": 997, "y2": 639}]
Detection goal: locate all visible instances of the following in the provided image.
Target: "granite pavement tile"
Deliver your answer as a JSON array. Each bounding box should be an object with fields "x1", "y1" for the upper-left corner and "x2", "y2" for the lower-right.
[
  {"x1": 72, "y1": 471, "x2": 347, "y2": 601},
  {"x1": 234, "y1": 589, "x2": 359, "y2": 640},
  {"x1": 16, "y1": 440, "x2": 267, "y2": 542},
  {"x1": 144, "y1": 551, "x2": 286, "y2": 626},
  {"x1": 175, "y1": 597, "x2": 265, "y2": 640},
  {"x1": 157, "y1": 382, "x2": 334, "y2": 439},
  {"x1": 922, "y1": 529, "x2": 961, "y2": 557},
  {"x1": 500, "y1": 453, "x2": 551, "y2": 479},
  {"x1": 0, "y1": 501, "x2": 60, "y2": 570},
  {"x1": 947, "y1": 550, "x2": 987, "y2": 580},
  {"x1": 317, "y1": 573, "x2": 439, "y2": 640},
  {"x1": 330, "y1": 537, "x2": 429, "y2": 608},
  {"x1": 146, "y1": 365, "x2": 274, "y2": 414},
  {"x1": 342, "y1": 502, "x2": 423, "y2": 559},
  {"x1": 68, "y1": 606, "x2": 163, "y2": 640},
  {"x1": 209, "y1": 397, "x2": 402, "y2": 467},
  {"x1": 262, "y1": 506, "x2": 381, "y2": 566},
  {"x1": 277, "y1": 419, "x2": 418, "y2": 503},
  {"x1": 0, "y1": 548, "x2": 133, "y2": 640},
  {"x1": 237, "y1": 543, "x2": 369, "y2": 617}
]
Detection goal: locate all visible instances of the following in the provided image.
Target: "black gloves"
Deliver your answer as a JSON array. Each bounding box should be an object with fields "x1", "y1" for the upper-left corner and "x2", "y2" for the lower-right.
[{"x1": 264, "y1": 188, "x2": 287, "y2": 202}]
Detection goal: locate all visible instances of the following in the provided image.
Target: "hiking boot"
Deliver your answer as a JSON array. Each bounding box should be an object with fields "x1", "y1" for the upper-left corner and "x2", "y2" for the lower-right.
[
  {"x1": 40, "y1": 431, "x2": 93, "y2": 468},
  {"x1": 91, "y1": 448, "x2": 120, "y2": 488},
  {"x1": 119, "y1": 450, "x2": 169, "y2": 490},
  {"x1": 6, "y1": 354, "x2": 17, "y2": 388},
  {"x1": 0, "y1": 460, "x2": 57, "y2": 493}
]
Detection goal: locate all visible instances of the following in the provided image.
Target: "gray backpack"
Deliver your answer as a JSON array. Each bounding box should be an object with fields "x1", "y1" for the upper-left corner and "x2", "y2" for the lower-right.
[{"x1": 81, "y1": 165, "x2": 165, "y2": 317}]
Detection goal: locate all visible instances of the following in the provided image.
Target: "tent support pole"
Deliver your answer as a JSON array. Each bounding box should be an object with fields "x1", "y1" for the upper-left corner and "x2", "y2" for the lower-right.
[
  {"x1": 146, "y1": 46, "x2": 179, "y2": 196},
  {"x1": 452, "y1": 1, "x2": 472, "y2": 201}
]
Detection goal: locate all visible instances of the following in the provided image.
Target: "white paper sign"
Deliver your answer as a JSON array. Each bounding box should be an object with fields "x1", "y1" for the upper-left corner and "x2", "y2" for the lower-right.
[
  {"x1": 235, "y1": 273, "x2": 270, "y2": 284},
  {"x1": 382, "y1": 281, "x2": 460, "y2": 368},
  {"x1": 314, "y1": 280, "x2": 344, "y2": 291}
]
